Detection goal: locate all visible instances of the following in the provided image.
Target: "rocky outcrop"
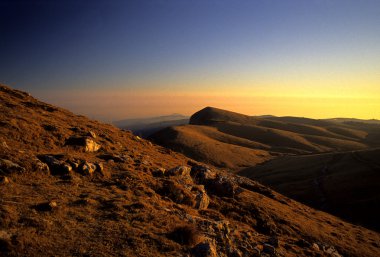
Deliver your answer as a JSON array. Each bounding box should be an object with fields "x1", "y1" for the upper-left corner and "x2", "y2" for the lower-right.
[{"x1": 65, "y1": 136, "x2": 101, "y2": 152}]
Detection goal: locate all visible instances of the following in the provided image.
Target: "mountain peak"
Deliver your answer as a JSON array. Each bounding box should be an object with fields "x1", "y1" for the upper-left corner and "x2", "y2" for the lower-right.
[{"x1": 190, "y1": 106, "x2": 253, "y2": 125}]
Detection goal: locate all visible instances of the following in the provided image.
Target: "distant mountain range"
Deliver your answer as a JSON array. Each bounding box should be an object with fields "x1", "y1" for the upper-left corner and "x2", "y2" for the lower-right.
[{"x1": 113, "y1": 114, "x2": 189, "y2": 137}]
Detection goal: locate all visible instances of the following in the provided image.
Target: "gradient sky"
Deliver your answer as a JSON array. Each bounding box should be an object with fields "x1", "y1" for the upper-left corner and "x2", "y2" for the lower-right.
[{"x1": 1, "y1": 0, "x2": 379, "y2": 121}]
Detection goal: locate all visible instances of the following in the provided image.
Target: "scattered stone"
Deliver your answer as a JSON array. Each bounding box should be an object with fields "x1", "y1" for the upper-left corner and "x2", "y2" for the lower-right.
[
  {"x1": 192, "y1": 185, "x2": 210, "y2": 210},
  {"x1": 87, "y1": 131, "x2": 97, "y2": 138},
  {"x1": 68, "y1": 160, "x2": 80, "y2": 169},
  {"x1": 80, "y1": 162, "x2": 97, "y2": 176},
  {"x1": 33, "y1": 159, "x2": 50, "y2": 174},
  {"x1": 159, "y1": 180, "x2": 195, "y2": 207},
  {"x1": 323, "y1": 246, "x2": 342, "y2": 257},
  {"x1": 95, "y1": 162, "x2": 109, "y2": 177},
  {"x1": 37, "y1": 155, "x2": 72, "y2": 175},
  {"x1": 65, "y1": 136, "x2": 101, "y2": 152},
  {"x1": 35, "y1": 201, "x2": 58, "y2": 212},
  {"x1": 62, "y1": 164, "x2": 73, "y2": 174},
  {"x1": 166, "y1": 166, "x2": 191, "y2": 177},
  {"x1": 151, "y1": 167, "x2": 166, "y2": 177},
  {"x1": 312, "y1": 243, "x2": 320, "y2": 251},
  {"x1": 0, "y1": 176, "x2": 10, "y2": 184},
  {"x1": 1, "y1": 141, "x2": 9, "y2": 149},
  {"x1": 0, "y1": 158, "x2": 25, "y2": 173},
  {"x1": 190, "y1": 165, "x2": 216, "y2": 184},
  {"x1": 95, "y1": 162, "x2": 104, "y2": 173},
  {"x1": 191, "y1": 240, "x2": 218, "y2": 257}
]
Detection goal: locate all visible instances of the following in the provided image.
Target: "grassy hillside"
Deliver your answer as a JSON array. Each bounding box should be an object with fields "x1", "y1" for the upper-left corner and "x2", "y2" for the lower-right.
[
  {"x1": 151, "y1": 107, "x2": 378, "y2": 171},
  {"x1": 1, "y1": 84, "x2": 380, "y2": 256}
]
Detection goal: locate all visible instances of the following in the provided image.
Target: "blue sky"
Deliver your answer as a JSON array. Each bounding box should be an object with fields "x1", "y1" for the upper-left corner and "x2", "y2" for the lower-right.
[{"x1": 1, "y1": 0, "x2": 379, "y2": 120}]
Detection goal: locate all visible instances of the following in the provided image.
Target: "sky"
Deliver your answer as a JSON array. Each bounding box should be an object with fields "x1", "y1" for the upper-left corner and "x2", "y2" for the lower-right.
[{"x1": 1, "y1": 0, "x2": 379, "y2": 121}]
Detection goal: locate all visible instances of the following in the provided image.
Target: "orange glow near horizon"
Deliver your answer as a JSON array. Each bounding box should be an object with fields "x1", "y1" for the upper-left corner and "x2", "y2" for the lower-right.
[{"x1": 35, "y1": 81, "x2": 380, "y2": 122}]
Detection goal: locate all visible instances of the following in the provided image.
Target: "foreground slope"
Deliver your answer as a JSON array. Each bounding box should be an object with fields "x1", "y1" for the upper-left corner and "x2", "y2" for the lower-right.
[
  {"x1": 1, "y1": 85, "x2": 380, "y2": 257},
  {"x1": 239, "y1": 149, "x2": 380, "y2": 232},
  {"x1": 150, "y1": 107, "x2": 378, "y2": 171}
]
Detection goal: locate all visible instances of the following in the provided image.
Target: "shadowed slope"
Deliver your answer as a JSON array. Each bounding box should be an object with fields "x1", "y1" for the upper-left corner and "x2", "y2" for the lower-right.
[{"x1": 239, "y1": 149, "x2": 380, "y2": 232}]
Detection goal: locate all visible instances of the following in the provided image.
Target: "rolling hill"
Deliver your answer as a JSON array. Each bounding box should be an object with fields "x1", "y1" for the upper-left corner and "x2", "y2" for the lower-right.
[
  {"x1": 1, "y1": 84, "x2": 380, "y2": 256},
  {"x1": 150, "y1": 107, "x2": 380, "y2": 171}
]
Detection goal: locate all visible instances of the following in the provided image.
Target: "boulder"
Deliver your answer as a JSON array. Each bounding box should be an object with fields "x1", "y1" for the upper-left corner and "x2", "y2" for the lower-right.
[
  {"x1": 37, "y1": 155, "x2": 71, "y2": 175},
  {"x1": 206, "y1": 176, "x2": 237, "y2": 198},
  {"x1": 65, "y1": 136, "x2": 101, "y2": 152},
  {"x1": 95, "y1": 162, "x2": 109, "y2": 177},
  {"x1": 166, "y1": 166, "x2": 191, "y2": 177},
  {"x1": 160, "y1": 180, "x2": 195, "y2": 207},
  {"x1": 323, "y1": 246, "x2": 342, "y2": 257},
  {"x1": 95, "y1": 162, "x2": 104, "y2": 173},
  {"x1": 80, "y1": 162, "x2": 97, "y2": 176},
  {"x1": 35, "y1": 201, "x2": 58, "y2": 212},
  {"x1": 33, "y1": 159, "x2": 50, "y2": 174},
  {"x1": 312, "y1": 243, "x2": 320, "y2": 251},
  {"x1": 192, "y1": 185, "x2": 210, "y2": 210},
  {"x1": 190, "y1": 165, "x2": 216, "y2": 184}
]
